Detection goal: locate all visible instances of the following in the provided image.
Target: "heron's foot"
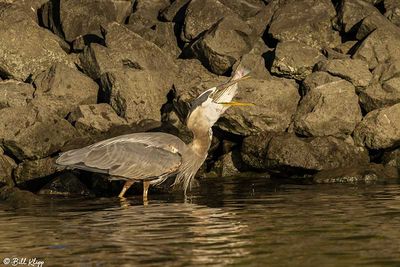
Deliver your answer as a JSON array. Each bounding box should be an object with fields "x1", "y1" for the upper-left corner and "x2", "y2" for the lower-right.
[{"x1": 118, "y1": 180, "x2": 135, "y2": 198}]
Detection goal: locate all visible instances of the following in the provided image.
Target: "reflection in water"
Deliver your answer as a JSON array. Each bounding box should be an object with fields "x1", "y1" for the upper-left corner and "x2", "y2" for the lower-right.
[{"x1": 1, "y1": 177, "x2": 400, "y2": 266}]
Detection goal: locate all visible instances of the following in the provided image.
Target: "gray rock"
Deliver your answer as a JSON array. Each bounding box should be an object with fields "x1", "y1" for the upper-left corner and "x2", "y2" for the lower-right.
[
  {"x1": 268, "y1": 0, "x2": 340, "y2": 49},
  {"x1": 39, "y1": 172, "x2": 92, "y2": 196},
  {"x1": 0, "y1": 4, "x2": 72, "y2": 80},
  {"x1": 128, "y1": 0, "x2": 170, "y2": 27},
  {"x1": 384, "y1": 0, "x2": 400, "y2": 26},
  {"x1": 294, "y1": 80, "x2": 362, "y2": 137},
  {"x1": 181, "y1": 0, "x2": 237, "y2": 42},
  {"x1": 41, "y1": 0, "x2": 133, "y2": 42},
  {"x1": 32, "y1": 63, "x2": 99, "y2": 117},
  {"x1": 13, "y1": 157, "x2": 56, "y2": 185},
  {"x1": 0, "y1": 80, "x2": 34, "y2": 109},
  {"x1": 315, "y1": 58, "x2": 373, "y2": 89},
  {"x1": 68, "y1": 103, "x2": 129, "y2": 137},
  {"x1": 354, "y1": 103, "x2": 400, "y2": 149},
  {"x1": 0, "y1": 107, "x2": 77, "y2": 160},
  {"x1": 271, "y1": 41, "x2": 325, "y2": 81},
  {"x1": 336, "y1": 0, "x2": 380, "y2": 33},
  {"x1": 188, "y1": 15, "x2": 255, "y2": 75},
  {"x1": 242, "y1": 132, "x2": 369, "y2": 174},
  {"x1": 301, "y1": 71, "x2": 342, "y2": 96},
  {"x1": 100, "y1": 69, "x2": 170, "y2": 123},
  {"x1": 217, "y1": 78, "x2": 300, "y2": 136},
  {"x1": 0, "y1": 149, "x2": 15, "y2": 187},
  {"x1": 314, "y1": 164, "x2": 398, "y2": 184}
]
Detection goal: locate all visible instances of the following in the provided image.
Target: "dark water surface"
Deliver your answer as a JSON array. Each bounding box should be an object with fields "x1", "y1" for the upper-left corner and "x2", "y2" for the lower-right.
[{"x1": 1, "y1": 177, "x2": 400, "y2": 267}]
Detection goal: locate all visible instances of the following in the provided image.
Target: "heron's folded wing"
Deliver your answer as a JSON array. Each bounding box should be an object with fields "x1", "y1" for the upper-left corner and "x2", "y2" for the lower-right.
[{"x1": 76, "y1": 141, "x2": 182, "y2": 179}]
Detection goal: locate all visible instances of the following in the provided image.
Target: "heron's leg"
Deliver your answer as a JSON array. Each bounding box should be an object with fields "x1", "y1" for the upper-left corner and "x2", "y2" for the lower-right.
[
  {"x1": 143, "y1": 180, "x2": 150, "y2": 201},
  {"x1": 118, "y1": 180, "x2": 135, "y2": 198}
]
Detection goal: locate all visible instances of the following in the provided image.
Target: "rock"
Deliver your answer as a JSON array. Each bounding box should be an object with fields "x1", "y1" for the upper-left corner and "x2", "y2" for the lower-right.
[
  {"x1": 232, "y1": 51, "x2": 271, "y2": 80},
  {"x1": 0, "y1": 149, "x2": 15, "y2": 187},
  {"x1": 0, "y1": 80, "x2": 34, "y2": 109},
  {"x1": 384, "y1": 0, "x2": 400, "y2": 26},
  {"x1": 79, "y1": 44, "x2": 116, "y2": 81},
  {"x1": 294, "y1": 79, "x2": 362, "y2": 137},
  {"x1": 181, "y1": 0, "x2": 237, "y2": 42},
  {"x1": 187, "y1": 15, "x2": 255, "y2": 75},
  {"x1": 336, "y1": 0, "x2": 380, "y2": 34},
  {"x1": 301, "y1": 71, "x2": 342, "y2": 96},
  {"x1": 0, "y1": 3, "x2": 72, "y2": 80},
  {"x1": 356, "y1": 12, "x2": 400, "y2": 41},
  {"x1": 212, "y1": 151, "x2": 243, "y2": 177},
  {"x1": 13, "y1": 157, "x2": 56, "y2": 185},
  {"x1": 335, "y1": 41, "x2": 358, "y2": 55},
  {"x1": 128, "y1": 0, "x2": 170, "y2": 27},
  {"x1": 245, "y1": 2, "x2": 277, "y2": 37},
  {"x1": 271, "y1": 41, "x2": 325, "y2": 81},
  {"x1": 323, "y1": 47, "x2": 351, "y2": 60},
  {"x1": 217, "y1": 78, "x2": 300, "y2": 136},
  {"x1": 315, "y1": 59, "x2": 373, "y2": 89},
  {"x1": 354, "y1": 103, "x2": 400, "y2": 149},
  {"x1": 39, "y1": 172, "x2": 92, "y2": 196},
  {"x1": 314, "y1": 164, "x2": 398, "y2": 183},
  {"x1": 159, "y1": 0, "x2": 191, "y2": 22},
  {"x1": 41, "y1": 0, "x2": 133, "y2": 43},
  {"x1": 383, "y1": 148, "x2": 400, "y2": 169},
  {"x1": 268, "y1": 0, "x2": 340, "y2": 49},
  {"x1": 359, "y1": 82, "x2": 400, "y2": 113},
  {"x1": 68, "y1": 103, "x2": 129, "y2": 138},
  {"x1": 219, "y1": 0, "x2": 266, "y2": 19},
  {"x1": 127, "y1": 22, "x2": 181, "y2": 57},
  {"x1": 100, "y1": 69, "x2": 170, "y2": 123},
  {"x1": 0, "y1": 107, "x2": 77, "y2": 160},
  {"x1": 0, "y1": 186, "x2": 40, "y2": 207},
  {"x1": 352, "y1": 28, "x2": 400, "y2": 70},
  {"x1": 32, "y1": 63, "x2": 99, "y2": 117},
  {"x1": 242, "y1": 132, "x2": 369, "y2": 174}
]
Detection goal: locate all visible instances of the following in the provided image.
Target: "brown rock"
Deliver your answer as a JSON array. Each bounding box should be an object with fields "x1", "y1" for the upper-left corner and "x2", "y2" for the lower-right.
[
  {"x1": 0, "y1": 80, "x2": 34, "y2": 109},
  {"x1": 14, "y1": 157, "x2": 56, "y2": 185}
]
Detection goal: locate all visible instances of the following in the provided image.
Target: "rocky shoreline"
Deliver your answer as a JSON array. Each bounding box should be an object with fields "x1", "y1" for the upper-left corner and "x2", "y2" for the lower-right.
[{"x1": 0, "y1": 0, "x2": 399, "y2": 200}]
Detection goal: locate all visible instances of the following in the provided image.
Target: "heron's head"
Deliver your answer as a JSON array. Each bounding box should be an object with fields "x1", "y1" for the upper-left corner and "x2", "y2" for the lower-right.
[{"x1": 186, "y1": 68, "x2": 251, "y2": 135}]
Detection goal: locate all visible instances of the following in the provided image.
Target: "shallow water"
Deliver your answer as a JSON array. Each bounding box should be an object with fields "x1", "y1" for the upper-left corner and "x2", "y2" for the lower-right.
[{"x1": 1, "y1": 177, "x2": 400, "y2": 267}]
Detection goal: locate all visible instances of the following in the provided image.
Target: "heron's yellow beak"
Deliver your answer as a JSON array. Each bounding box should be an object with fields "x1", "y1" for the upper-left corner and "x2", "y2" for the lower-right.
[{"x1": 220, "y1": 101, "x2": 255, "y2": 107}]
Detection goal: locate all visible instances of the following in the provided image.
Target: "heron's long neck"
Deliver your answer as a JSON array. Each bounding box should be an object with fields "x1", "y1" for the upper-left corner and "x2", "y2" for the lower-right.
[{"x1": 189, "y1": 128, "x2": 212, "y2": 159}]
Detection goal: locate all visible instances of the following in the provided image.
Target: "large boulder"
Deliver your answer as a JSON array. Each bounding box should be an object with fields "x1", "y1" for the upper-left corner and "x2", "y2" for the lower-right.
[
  {"x1": 242, "y1": 132, "x2": 369, "y2": 174},
  {"x1": 13, "y1": 157, "x2": 56, "y2": 185},
  {"x1": 315, "y1": 58, "x2": 372, "y2": 89},
  {"x1": 301, "y1": 71, "x2": 342, "y2": 96},
  {"x1": 32, "y1": 63, "x2": 99, "y2": 117},
  {"x1": 187, "y1": 15, "x2": 255, "y2": 75},
  {"x1": 41, "y1": 0, "x2": 133, "y2": 43},
  {"x1": 271, "y1": 41, "x2": 325, "y2": 81},
  {"x1": 0, "y1": 3, "x2": 72, "y2": 80},
  {"x1": 355, "y1": 12, "x2": 400, "y2": 41},
  {"x1": 100, "y1": 69, "x2": 170, "y2": 124},
  {"x1": 268, "y1": 0, "x2": 340, "y2": 49},
  {"x1": 294, "y1": 80, "x2": 362, "y2": 137},
  {"x1": 0, "y1": 80, "x2": 34, "y2": 109},
  {"x1": 354, "y1": 103, "x2": 400, "y2": 149},
  {"x1": 38, "y1": 172, "x2": 92, "y2": 196},
  {"x1": 0, "y1": 106, "x2": 77, "y2": 160}
]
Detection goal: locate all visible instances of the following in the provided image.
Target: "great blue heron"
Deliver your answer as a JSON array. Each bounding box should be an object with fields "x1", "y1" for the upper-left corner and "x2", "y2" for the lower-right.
[{"x1": 56, "y1": 68, "x2": 250, "y2": 200}]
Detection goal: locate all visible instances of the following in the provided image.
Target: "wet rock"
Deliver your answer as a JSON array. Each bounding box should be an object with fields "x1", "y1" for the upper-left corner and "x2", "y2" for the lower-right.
[
  {"x1": 315, "y1": 59, "x2": 372, "y2": 89},
  {"x1": 0, "y1": 186, "x2": 40, "y2": 206},
  {"x1": 0, "y1": 80, "x2": 34, "y2": 109},
  {"x1": 41, "y1": 0, "x2": 133, "y2": 43},
  {"x1": 217, "y1": 78, "x2": 300, "y2": 136},
  {"x1": 271, "y1": 41, "x2": 325, "y2": 81},
  {"x1": 13, "y1": 157, "x2": 56, "y2": 185},
  {"x1": 336, "y1": 0, "x2": 380, "y2": 34},
  {"x1": 268, "y1": 0, "x2": 340, "y2": 49},
  {"x1": 212, "y1": 151, "x2": 244, "y2": 177},
  {"x1": 384, "y1": 0, "x2": 400, "y2": 26},
  {"x1": 128, "y1": 22, "x2": 181, "y2": 58},
  {"x1": 128, "y1": 0, "x2": 170, "y2": 27},
  {"x1": 354, "y1": 103, "x2": 400, "y2": 149},
  {"x1": 39, "y1": 172, "x2": 92, "y2": 196},
  {"x1": 187, "y1": 15, "x2": 255, "y2": 75},
  {"x1": 301, "y1": 71, "x2": 342, "y2": 96},
  {"x1": 294, "y1": 80, "x2": 362, "y2": 137},
  {"x1": 383, "y1": 148, "x2": 400, "y2": 169},
  {"x1": 352, "y1": 29, "x2": 400, "y2": 70},
  {"x1": 0, "y1": 3, "x2": 72, "y2": 80},
  {"x1": 100, "y1": 69, "x2": 170, "y2": 124},
  {"x1": 314, "y1": 164, "x2": 399, "y2": 184},
  {"x1": 0, "y1": 107, "x2": 77, "y2": 160},
  {"x1": 181, "y1": 0, "x2": 237, "y2": 42},
  {"x1": 0, "y1": 148, "x2": 16, "y2": 187},
  {"x1": 242, "y1": 132, "x2": 369, "y2": 175},
  {"x1": 68, "y1": 103, "x2": 129, "y2": 138},
  {"x1": 32, "y1": 63, "x2": 99, "y2": 117}
]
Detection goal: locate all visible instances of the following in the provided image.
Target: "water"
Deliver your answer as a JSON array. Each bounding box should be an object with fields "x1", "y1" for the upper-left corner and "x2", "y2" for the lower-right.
[{"x1": 1, "y1": 177, "x2": 400, "y2": 267}]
